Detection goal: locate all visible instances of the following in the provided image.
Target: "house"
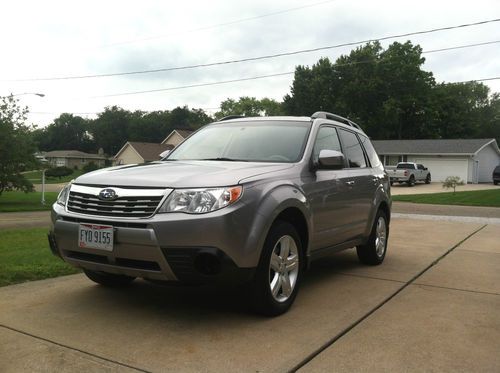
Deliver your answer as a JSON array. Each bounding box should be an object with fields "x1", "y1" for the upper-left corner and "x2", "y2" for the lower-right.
[
  {"x1": 372, "y1": 138, "x2": 500, "y2": 183},
  {"x1": 43, "y1": 150, "x2": 107, "y2": 170},
  {"x1": 161, "y1": 129, "x2": 193, "y2": 147},
  {"x1": 114, "y1": 129, "x2": 194, "y2": 165},
  {"x1": 114, "y1": 142, "x2": 173, "y2": 165}
]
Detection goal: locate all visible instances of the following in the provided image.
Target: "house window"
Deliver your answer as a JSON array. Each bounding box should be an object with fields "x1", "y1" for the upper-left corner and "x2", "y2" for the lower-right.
[{"x1": 385, "y1": 156, "x2": 400, "y2": 166}]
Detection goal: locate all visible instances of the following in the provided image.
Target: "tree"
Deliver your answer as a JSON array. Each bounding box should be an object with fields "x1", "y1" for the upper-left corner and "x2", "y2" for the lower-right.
[
  {"x1": 33, "y1": 113, "x2": 94, "y2": 152},
  {"x1": 215, "y1": 97, "x2": 284, "y2": 119},
  {"x1": 442, "y1": 176, "x2": 464, "y2": 194},
  {"x1": 0, "y1": 95, "x2": 37, "y2": 196}
]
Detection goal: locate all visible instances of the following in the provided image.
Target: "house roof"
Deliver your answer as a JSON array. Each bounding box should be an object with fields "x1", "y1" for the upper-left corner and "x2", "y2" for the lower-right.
[
  {"x1": 43, "y1": 150, "x2": 107, "y2": 159},
  {"x1": 372, "y1": 139, "x2": 499, "y2": 156},
  {"x1": 118, "y1": 142, "x2": 174, "y2": 162},
  {"x1": 161, "y1": 129, "x2": 194, "y2": 144}
]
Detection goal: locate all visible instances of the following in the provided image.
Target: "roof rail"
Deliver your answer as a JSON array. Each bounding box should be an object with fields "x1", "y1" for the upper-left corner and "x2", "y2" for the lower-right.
[
  {"x1": 219, "y1": 115, "x2": 244, "y2": 121},
  {"x1": 311, "y1": 111, "x2": 362, "y2": 131}
]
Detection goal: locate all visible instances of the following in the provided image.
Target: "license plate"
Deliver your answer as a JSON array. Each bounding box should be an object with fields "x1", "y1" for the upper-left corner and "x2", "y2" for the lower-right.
[{"x1": 78, "y1": 224, "x2": 114, "y2": 251}]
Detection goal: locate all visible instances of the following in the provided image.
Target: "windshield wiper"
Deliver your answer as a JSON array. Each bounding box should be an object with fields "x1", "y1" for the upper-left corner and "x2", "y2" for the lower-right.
[{"x1": 200, "y1": 157, "x2": 249, "y2": 162}]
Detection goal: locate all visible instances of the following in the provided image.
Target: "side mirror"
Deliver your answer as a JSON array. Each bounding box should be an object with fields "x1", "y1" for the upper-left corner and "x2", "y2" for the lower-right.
[
  {"x1": 424, "y1": 167, "x2": 428, "y2": 171},
  {"x1": 317, "y1": 149, "x2": 345, "y2": 170}
]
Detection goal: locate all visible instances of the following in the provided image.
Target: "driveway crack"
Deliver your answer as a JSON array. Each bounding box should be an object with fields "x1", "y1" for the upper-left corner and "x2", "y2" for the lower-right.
[{"x1": 289, "y1": 224, "x2": 487, "y2": 372}]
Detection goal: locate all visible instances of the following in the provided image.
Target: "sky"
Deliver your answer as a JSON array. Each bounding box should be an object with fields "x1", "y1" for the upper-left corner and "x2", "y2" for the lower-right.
[{"x1": 1, "y1": 0, "x2": 499, "y2": 127}]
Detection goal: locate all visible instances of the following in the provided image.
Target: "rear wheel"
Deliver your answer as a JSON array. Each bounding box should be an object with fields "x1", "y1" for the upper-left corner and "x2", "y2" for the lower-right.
[
  {"x1": 356, "y1": 210, "x2": 388, "y2": 265},
  {"x1": 83, "y1": 269, "x2": 135, "y2": 287},
  {"x1": 251, "y1": 221, "x2": 302, "y2": 316},
  {"x1": 425, "y1": 174, "x2": 431, "y2": 184},
  {"x1": 407, "y1": 175, "x2": 415, "y2": 187}
]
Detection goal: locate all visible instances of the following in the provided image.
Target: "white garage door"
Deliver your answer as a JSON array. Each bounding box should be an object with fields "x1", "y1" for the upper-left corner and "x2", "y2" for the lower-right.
[{"x1": 415, "y1": 158, "x2": 468, "y2": 183}]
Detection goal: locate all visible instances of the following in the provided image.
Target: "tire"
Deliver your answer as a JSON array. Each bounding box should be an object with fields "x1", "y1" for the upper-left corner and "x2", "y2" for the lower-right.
[
  {"x1": 83, "y1": 269, "x2": 135, "y2": 287},
  {"x1": 425, "y1": 174, "x2": 431, "y2": 184},
  {"x1": 251, "y1": 221, "x2": 303, "y2": 316},
  {"x1": 407, "y1": 175, "x2": 415, "y2": 187},
  {"x1": 494, "y1": 181, "x2": 498, "y2": 185},
  {"x1": 356, "y1": 210, "x2": 389, "y2": 265}
]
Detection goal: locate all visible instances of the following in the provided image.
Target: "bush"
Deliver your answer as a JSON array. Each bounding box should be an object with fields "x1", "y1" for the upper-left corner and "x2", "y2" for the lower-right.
[
  {"x1": 82, "y1": 162, "x2": 99, "y2": 174},
  {"x1": 45, "y1": 166, "x2": 72, "y2": 179}
]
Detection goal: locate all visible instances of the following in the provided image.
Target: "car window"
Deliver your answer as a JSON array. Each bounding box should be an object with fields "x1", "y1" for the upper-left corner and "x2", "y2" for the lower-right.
[
  {"x1": 417, "y1": 164, "x2": 424, "y2": 170},
  {"x1": 338, "y1": 129, "x2": 367, "y2": 168},
  {"x1": 359, "y1": 135, "x2": 381, "y2": 167},
  {"x1": 397, "y1": 163, "x2": 414, "y2": 169},
  {"x1": 312, "y1": 126, "x2": 342, "y2": 162},
  {"x1": 167, "y1": 121, "x2": 311, "y2": 163}
]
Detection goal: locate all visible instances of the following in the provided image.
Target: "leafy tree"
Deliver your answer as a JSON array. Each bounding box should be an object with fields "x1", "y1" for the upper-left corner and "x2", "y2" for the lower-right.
[
  {"x1": 442, "y1": 176, "x2": 464, "y2": 194},
  {"x1": 283, "y1": 42, "x2": 435, "y2": 139},
  {"x1": 91, "y1": 106, "x2": 134, "y2": 156},
  {"x1": 0, "y1": 95, "x2": 37, "y2": 195},
  {"x1": 215, "y1": 97, "x2": 284, "y2": 119},
  {"x1": 33, "y1": 114, "x2": 94, "y2": 152}
]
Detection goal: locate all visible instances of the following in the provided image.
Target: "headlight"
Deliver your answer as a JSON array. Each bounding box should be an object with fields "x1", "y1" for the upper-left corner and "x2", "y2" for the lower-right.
[
  {"x1": 158, "y1": 186, "x2": 242, "y2": 214},
  {"x1": 56, "y1": 182, "x2": 72, "y2": 206}
]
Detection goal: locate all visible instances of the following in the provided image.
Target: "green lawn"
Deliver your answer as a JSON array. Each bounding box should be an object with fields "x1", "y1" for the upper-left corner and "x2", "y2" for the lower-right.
[
  {"x1": 0, "y1": 228, "x2": 79, "y2": 287},
  {"x1": 23, "y1": 169, "x2": 83, "y2": 184},
  {"x1": 393, "y1": 189, "x2": 500, "y2": 207},
  {"x1": 0, "y1": 191, "x2": 58, "y2": 212}
]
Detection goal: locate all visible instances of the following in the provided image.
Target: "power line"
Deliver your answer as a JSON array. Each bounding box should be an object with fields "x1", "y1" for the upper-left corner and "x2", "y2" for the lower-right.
[
  {"x1": 5, "y1": 18, "x2": 500, "y2": 82},
  {"x1": 27, "y1": 76, "x2": 500, "y2": 117},
  {"x1": 89, "y1": 73, "x2": 500, "y2": 99},
  {"x1": 90, "y1": 72, "x2": 295, "y2": 98},
  {"x1": 95, "y1": 0, "x2": 336, "y2": 49}
]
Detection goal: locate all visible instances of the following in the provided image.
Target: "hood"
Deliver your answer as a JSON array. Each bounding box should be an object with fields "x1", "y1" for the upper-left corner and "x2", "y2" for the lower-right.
[{"x1": 74, "y1": 161, "x2": 292, "y2": 188}]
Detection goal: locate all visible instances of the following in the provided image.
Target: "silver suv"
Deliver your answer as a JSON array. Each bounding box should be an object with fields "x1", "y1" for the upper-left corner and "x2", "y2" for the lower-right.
[{"x1": 49, "y1": 112, "x2": 391, "y2": 315}]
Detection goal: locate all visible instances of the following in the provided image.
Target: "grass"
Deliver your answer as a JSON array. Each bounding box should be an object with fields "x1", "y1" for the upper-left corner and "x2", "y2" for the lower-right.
[
  {"x1": 23, "y1": 169, "x2": 83, "y2": 184},
  {"x1": 0, "y1": 227, "x2": 79, "y2": 287},
  {"x1": 393, "y1": 188, "x2": 500, "y2": 207},
  {"x1": 0, "y1": 191, "x2": 58, "y2": 212}
]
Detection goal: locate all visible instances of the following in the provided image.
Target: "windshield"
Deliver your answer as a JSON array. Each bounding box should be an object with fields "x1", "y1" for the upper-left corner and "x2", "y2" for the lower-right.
[{"x1": 166, "y1": 120, "x2": 311, "y2": 163}]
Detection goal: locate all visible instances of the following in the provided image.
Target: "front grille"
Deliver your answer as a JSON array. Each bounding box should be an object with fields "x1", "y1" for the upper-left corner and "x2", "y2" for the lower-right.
[{"x1": 67, "y1": 191, "x2": 163, "y2": 218}]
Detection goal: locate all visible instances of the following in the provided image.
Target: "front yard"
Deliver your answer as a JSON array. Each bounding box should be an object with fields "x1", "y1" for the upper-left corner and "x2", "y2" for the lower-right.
[
  {"x1": 0, "y1": 191, "x2": 58, "y2": 212},
  {"x1": 23, "y1": 169, "x2": 83, "y2": 184},
  {"x1": 392, "y1": 188, "x2": 500, "y2": 207},
  {"x1": 0, "y1": 227, "x2": 79, "y2": 287}
]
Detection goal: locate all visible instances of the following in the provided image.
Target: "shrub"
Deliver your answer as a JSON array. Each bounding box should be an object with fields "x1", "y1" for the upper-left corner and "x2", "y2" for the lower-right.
[
  {"x1": 45, "y1": 166, "x2": 72, "y2": 179},
  {"x1": 82, "y1": 162, "x2": 99, "y2": 174}
]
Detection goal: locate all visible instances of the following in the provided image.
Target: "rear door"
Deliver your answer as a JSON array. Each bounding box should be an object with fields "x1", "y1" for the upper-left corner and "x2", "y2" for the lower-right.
[{"x1": 337, "y1": 129, "x2": 377, "y2": 239}]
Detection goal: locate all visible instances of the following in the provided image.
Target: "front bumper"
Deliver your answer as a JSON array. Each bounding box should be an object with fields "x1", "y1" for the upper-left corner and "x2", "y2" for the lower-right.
[{"x1": 49, "y1": 201, "x2": 259, "y2": 284}]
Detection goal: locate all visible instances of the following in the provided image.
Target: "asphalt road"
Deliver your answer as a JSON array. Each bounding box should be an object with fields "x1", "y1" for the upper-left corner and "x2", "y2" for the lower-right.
[{"x1": 1, "y1": 218, "x2": 498, "y2": 372}]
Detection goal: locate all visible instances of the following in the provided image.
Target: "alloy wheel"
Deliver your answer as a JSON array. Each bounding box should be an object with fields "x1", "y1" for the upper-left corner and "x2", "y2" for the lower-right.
[{"x1": 268, "y1": 235, "x2": 299, "y2": 302}]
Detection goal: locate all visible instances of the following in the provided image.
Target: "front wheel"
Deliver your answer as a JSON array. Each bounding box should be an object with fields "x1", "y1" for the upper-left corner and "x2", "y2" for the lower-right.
[
  {"x1": 83, "y1": 269, "x2": 135, "y2": 287},
  {"x1": 356, "y1": 210, "x2": 389, "y2": 265},
  {"x1": 251, "y1": 221, "x2": 303, "y2": 316},
  {"x1": 425, "y1": 174, "x2": 431, "y2": 184}
]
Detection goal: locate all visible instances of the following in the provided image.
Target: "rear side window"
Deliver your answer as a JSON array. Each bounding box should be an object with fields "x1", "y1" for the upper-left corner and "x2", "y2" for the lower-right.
[
  {"x1": 312, "y1": 126, "x2": 342, "y2": 162},
  {"x1": 338, "y1": 129, "x2": 367, "y2": 168},
  {"x1": 359, "y1": 135, "x2": 381, "y2": 167},
  {"x1": 397, "y1": 163, "x2": 415, "y2": 169}
]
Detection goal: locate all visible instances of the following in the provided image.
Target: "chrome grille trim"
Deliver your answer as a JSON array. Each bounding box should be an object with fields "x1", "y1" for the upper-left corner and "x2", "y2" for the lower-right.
[{"x1": 67, "y1": 184, "x2": 171, "y2": 218}]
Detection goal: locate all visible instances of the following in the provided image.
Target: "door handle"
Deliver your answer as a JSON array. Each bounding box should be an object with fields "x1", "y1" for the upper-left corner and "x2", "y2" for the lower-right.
[{"x1": 346, "y1": 180, "x2": 355, "y2": 186}]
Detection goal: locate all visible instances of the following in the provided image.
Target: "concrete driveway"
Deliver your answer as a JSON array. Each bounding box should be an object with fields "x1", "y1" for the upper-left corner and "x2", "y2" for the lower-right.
[
  {"x1": 391, "y1": 182, "x2": 499, "y2": 195},
  {"x1": 1, "y1": 218, "x2": 499, "y2": 372}
]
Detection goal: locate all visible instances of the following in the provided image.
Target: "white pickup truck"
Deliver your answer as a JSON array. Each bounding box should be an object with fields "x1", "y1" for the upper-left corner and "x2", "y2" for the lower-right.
[{"x1": 386, "y1": 162, "x2": 431, "y2": 186}]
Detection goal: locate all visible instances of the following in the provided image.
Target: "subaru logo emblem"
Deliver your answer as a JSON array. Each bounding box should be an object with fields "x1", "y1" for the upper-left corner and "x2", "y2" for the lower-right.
[{"x1": 99, "y1": 188, "x2": 118, "y2": 201}]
